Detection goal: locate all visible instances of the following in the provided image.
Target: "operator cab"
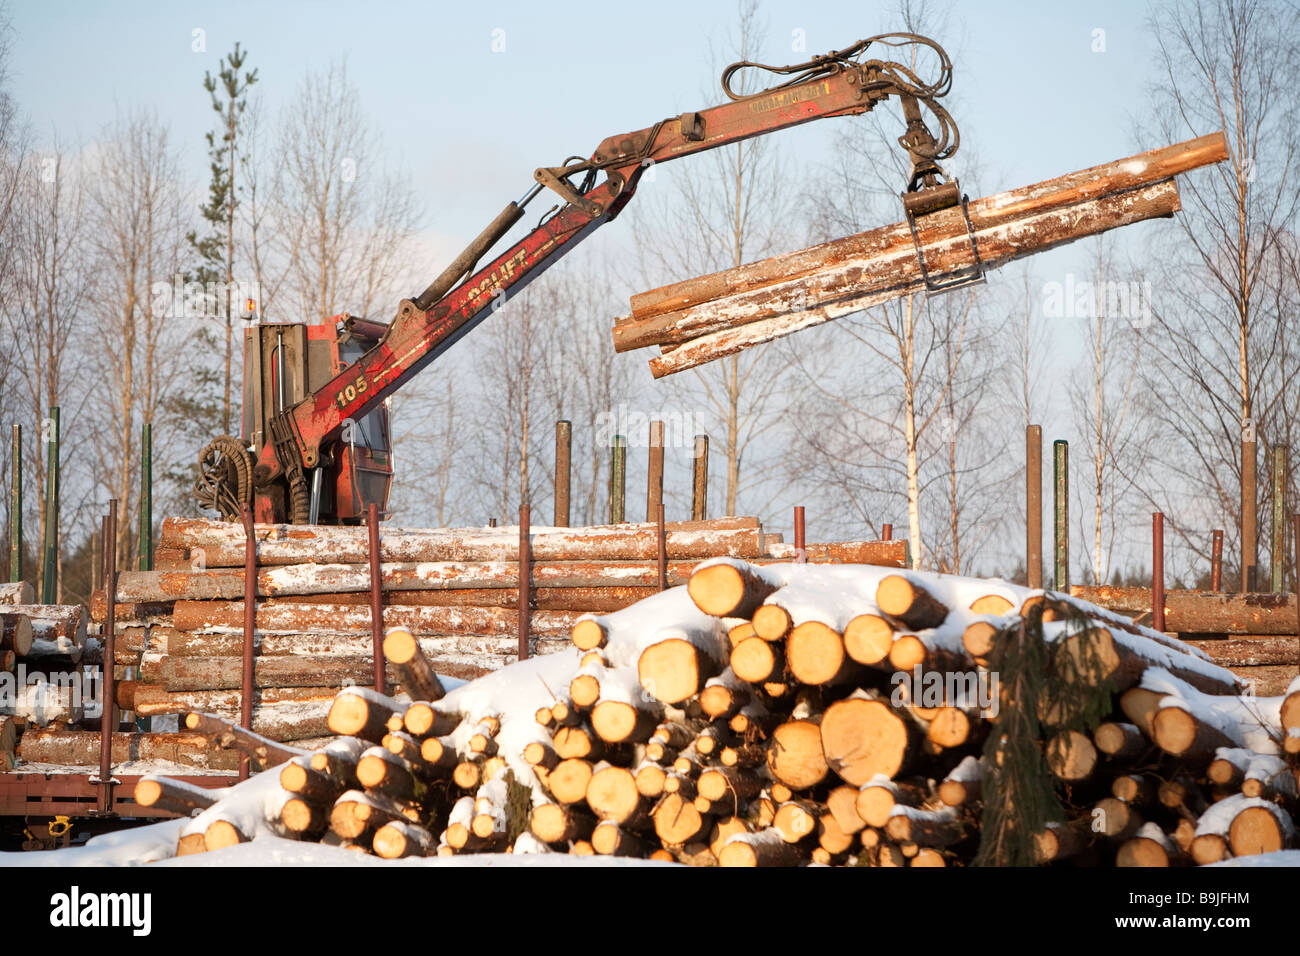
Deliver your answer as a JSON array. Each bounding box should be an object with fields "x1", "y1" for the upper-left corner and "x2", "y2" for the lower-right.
[{"x1": 240, "y1": 314, "x2": 393, "y2": 524}]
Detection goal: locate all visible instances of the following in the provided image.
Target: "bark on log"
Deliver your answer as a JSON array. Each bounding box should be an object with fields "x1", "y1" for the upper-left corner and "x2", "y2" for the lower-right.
[
  {"x1": 639, "y1": 178, "x2": 1189, "y2": 377},
  {"x1": 329, "y1": 790, "x2": 413, "y2": 840},
  {"x1": 1069, "y1": 585, "x2": 1298, "y2": 635},
  {"x1": 183, "y1": 712, "x2": 305, "y2": 766},
  {"x1": 17, "y1": 730, "x2": 239, "y2": 770},
  {"x1": 0, "y1": 582, "x2": 34, "y2": 604},
  {"x1": 687, "y1": 562, "x2": 778, "y2": 618},
  {"x1": 141, "y1": 653, "x2": 394, "y2": 692},
  {"x1": 281, "y1": 758, "x2": 347, "y2": 804},
  {"x1": 1093, "y1": 722, "x2": 1148, "y2": 761},
  {"x1": 718, "y1": 829, "x2": 805, "y2": 866},
  {"x1": 624, "y1": 135, "x2": 1223, "y2": 326},
  {"x1": 116, "y1": 560, "x2": 711, "y2": 602},
  {"x1": 875, "y1": 576, "x2": 949, "y2": 631},
  {"x1": 133, "y1": 775, "x2": 222, "y2": 815},
  {"x1": 1151, "y1": 704, "x2": 1236, "y2": 763},
  {"x1": 169, "y1": 601, "x2": 577, "y2": 639},
  {"x1": 160, "y1": 515, "x2": 763, "y2": 565},
  {"x1": 4, "y1": 605, "x2": 85, "y2": 645},
  {"x1": 383, "y1": 627, "x2": 447, "y2": 702}
]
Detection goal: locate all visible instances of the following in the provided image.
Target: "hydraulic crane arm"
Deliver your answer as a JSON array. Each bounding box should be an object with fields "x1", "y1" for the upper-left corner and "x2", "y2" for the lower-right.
[{"x1": 238, "y1": 33, "x2": 966, "y2": 521}]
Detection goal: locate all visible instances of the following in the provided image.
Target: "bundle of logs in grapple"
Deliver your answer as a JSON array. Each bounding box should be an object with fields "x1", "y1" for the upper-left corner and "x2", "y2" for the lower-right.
[
  {"x1": 611, "y1": 134, "x2": 1229, "y2": 378},
  {"x1": 148, "y1": 559, "x2": 1300, "y2": 866},
  {"x1": 87, "y1": 517, "x2": 902, "y2": 748}
]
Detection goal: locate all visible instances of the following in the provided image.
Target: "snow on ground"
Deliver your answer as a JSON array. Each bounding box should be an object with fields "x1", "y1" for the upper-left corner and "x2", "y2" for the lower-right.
[
  {"x1": 0, "y1": 563, "x2": 1289, "y2": 867},
  {"x1": 1213, "y1": 850, "x2": 1300, "y2": 867}
]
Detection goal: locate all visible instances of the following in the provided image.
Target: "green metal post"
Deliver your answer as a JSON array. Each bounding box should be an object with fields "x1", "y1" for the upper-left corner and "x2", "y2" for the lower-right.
[
  {"x1": 40, "y1": 407, "x2": 59, "y2": 604},
  {"x1": 1053, "y1": 439, "x2": 1069, "y2": 591},
  {"x1": 138, "y1": 422, "x2": 153, "y2": 571},
  {"x1": 8, "y1": 424, "x2": 20, "y2": 582},
  {"x1": 1271, "y1": 445, "x2": 1287, "y2": 592},
  {"x1": 609, "y1": 435, "x2": 626, "y2": 524}
]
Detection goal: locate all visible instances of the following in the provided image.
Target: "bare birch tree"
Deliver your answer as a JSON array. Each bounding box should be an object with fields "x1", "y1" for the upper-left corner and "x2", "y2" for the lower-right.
[
  {"x1": 84, "y1": 110, "x2": 189, "y2": 563},
  {"x1": 1066, "y1": 236, "x2": 1150, "y2": 585},
  {"x1": 272, "y1": 60, "x2": 420, "y2": 325},
  {"x1": 1138, "y1": 0, "x2": 1300, "y2": 583},
  {"x1": 630, "y1": 0, "x2": 797, "y2": 518}
]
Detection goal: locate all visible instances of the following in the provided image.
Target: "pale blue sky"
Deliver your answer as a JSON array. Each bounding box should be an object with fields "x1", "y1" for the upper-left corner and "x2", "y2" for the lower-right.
[{"x1": 7, "y1": 0, "x2": 1165, "y2": 247}]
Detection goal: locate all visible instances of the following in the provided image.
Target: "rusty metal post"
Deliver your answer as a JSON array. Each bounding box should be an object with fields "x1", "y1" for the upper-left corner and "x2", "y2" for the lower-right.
[
  {"x1": 882, "y1": 523, "x2": 893, "y2": 541},
  {"x1": 368, "y1": 502, "x2": 385, "y2": 693},
  {"x1": 657, "y1": 503, "x2": 668, "y2": 591},
  {"x1": 794, "y1": 506, "x2": 806, "y2": 562},
  {"x1": 1152, "y1": 513, "x2": 1165, "y2": 632},
  {"x1": 691, "y1": 435, "x2": 708, "y2": 521},
  {"x1": 1243, "y1": 432, "x2": 1257, "y2": 592},
  {"x1": 554, "y1": 421, "x2": 571, "y2": 528},
  {"x1": 96, "y1": 501, "x2": 118, "y2": 814},
  {"x1": 1211, "y1": 530, "x2": 1223, "y2": 591},
  {"x1": 240, "y1": 506, "x2": 256, "y2": 780},
  {"x1": 1026, "y1": 425, "x2": 1043, "y2": 589},
  {"x1": 1271, "y1": 445, "x2": 1287, "y2": 593},
  {"x1": 518, "y1": 504, "x2": 531, "y2": 661},
  {"x1": 609, "y1": 435, "x2": 626, "y2": 524},
  {"x1": 1053, "y1": 439, "x2": 1069, "y2": 591},
  {"x1": 647, "y1": 420, "x2": 664, "y2": 524}
]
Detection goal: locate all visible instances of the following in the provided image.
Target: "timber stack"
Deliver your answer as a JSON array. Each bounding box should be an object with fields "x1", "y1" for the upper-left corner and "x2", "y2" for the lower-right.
[
  {"x1": 1069, "y1": 585, "x2": 1300, "y2": 697},
  {"x1": 0, "y1": 579, "x2": 97, "y2": 770},
  {"x1": 79, "y1": 516, "x2": 904, "y2": 750},
  {"x1": 157, "y1": 559, "x2": 1300, "y2": 866},
  {"x1": 611, "y1": 134, "x2": 1229, "y2": 377}
]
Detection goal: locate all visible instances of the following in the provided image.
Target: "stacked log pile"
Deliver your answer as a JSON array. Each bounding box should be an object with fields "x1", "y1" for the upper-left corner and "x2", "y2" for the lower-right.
[
  {"x1": 1069, "y1": 585, "x2": 1299, "y2": 696},
  {"x1": 611, "y1": 134, "x2": 1228, "y2": 378},
  {"x1": 151, "y1": 559, "x2": 1300, "y2": 866},
  {"x1": 1, "y1": 580, "x2": 98, "y2": 769},
  {"x1": 66, "y1": 517, "x2": 902, "y2": 758}
]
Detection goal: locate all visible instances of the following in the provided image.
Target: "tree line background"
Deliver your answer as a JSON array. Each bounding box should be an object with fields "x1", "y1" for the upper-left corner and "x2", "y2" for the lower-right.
[{"x1": 0, "y1": 0, "x2": 1297, "y2": 606}]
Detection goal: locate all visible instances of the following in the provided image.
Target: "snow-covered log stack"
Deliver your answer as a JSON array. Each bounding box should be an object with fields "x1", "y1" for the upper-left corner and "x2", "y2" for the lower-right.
[
  {"x1": 144, "y1": 559, "x2": 1300, "y2": 866},
  {"x1": 0, "y1": 581, "x2": 89, "y2": 676},
  {"x1": 1069, "y1": 584, "x2": 1298, "y2": 697},
  {"x1": 86, "y1": 517, "x2": 903, "y2": 745}
]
